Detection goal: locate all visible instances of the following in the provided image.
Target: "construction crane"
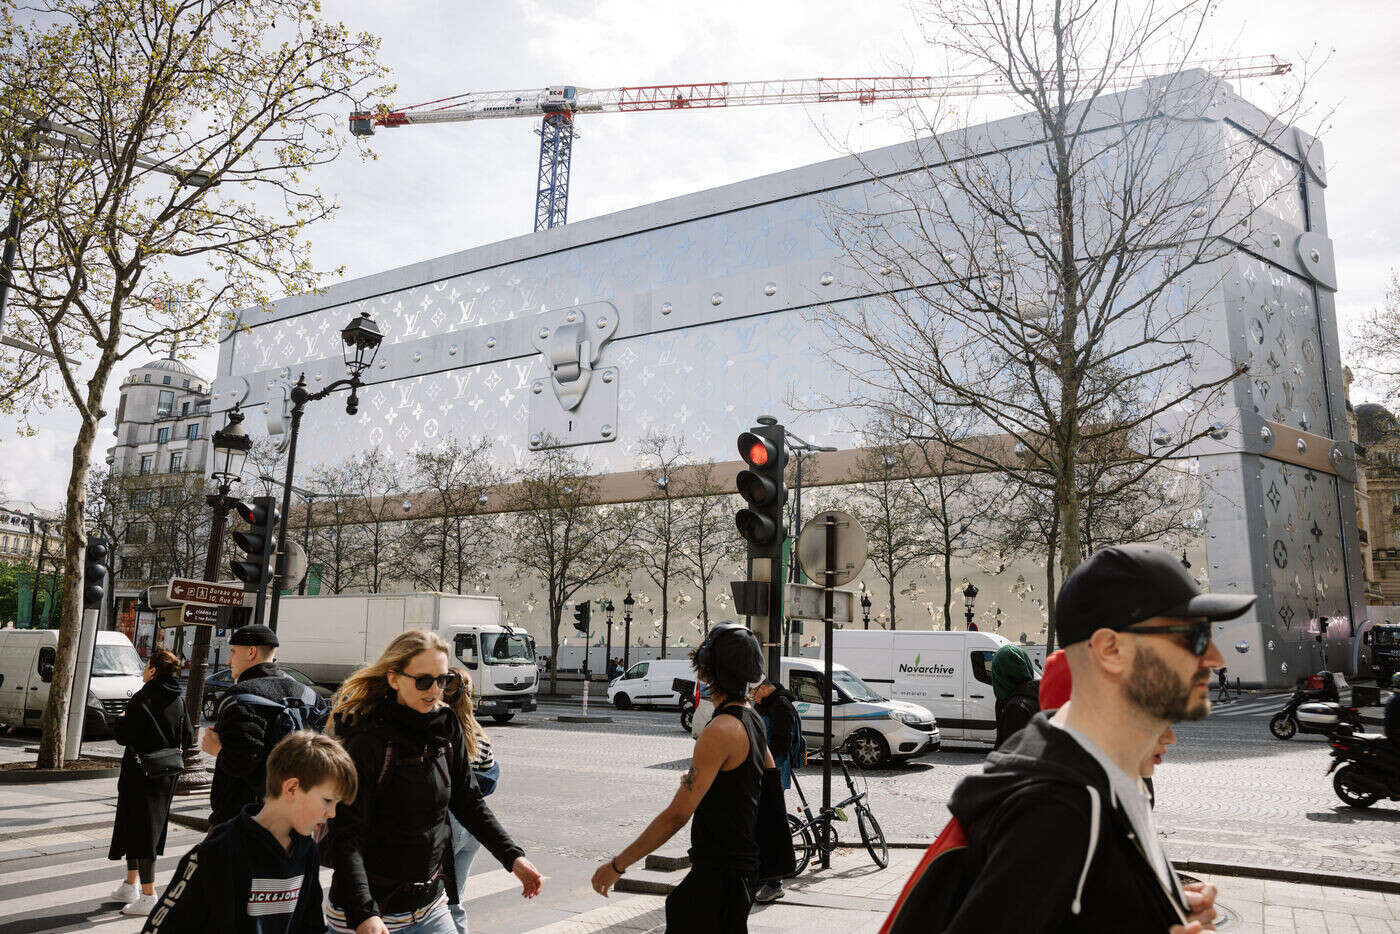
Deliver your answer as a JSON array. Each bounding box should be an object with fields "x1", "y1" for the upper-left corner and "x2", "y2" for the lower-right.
[{"x1": 350, "y1": 56, "x2": 1290, "y2": 233}]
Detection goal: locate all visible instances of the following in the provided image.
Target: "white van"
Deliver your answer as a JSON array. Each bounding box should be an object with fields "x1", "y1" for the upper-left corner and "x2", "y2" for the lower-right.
[
  {"x1": 833, "y1": 629, "x2": 1039, "y2": 745},
  {"x1": 690, "y1": 656, "x2": 939, "y2": 768},
  {"x1": 607, "y1": 658, "x2": 694, "y2": 709},
  {"x1": 0, "y1": 630, "x2": 147, "y2": 735}
]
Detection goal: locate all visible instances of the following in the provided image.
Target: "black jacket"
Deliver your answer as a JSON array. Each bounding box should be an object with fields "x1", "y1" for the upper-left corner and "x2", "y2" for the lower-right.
[
  {"x1": 210, "y1": 663, "x2": 308, "y2": 824},
  {"x1": 110, "y1": 675, "x2": 194, "y2": 861},
  {"x1": 327, "y1": 699, "x2": 525, "y2": 929},
  {"x1": 756, "y1": 686, "x2": 798, "y2": 760},
  {"x1": 993, "y1": 680, "x2": 1040, "y2": 749},
  {"x1": 944, "y1": 713, "x2": 1189, "y2": 933},
  {"x1": 142, "y1": 804, "x2": 323, "y2": 934}
]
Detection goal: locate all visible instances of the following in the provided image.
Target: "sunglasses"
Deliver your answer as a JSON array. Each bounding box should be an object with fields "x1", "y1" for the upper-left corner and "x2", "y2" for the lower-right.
[
  {"x1": 397, "y1": 671, "x2": 459, "y2": 692},
  {"x1": 1128, "y1": 620, "x2": 1212, "y2": 656}
]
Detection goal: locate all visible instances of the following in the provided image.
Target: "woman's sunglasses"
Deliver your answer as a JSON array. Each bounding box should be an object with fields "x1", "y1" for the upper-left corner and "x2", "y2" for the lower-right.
[
  {"x1": 398, "y1": 671, "x2": 459, "y2": 692},
  {"x1": 1128, "y1": 620, "x2": 1212, "y2": 656}
]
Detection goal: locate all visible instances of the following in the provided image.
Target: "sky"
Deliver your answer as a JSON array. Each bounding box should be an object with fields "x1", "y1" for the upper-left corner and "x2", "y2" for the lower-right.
[{"x1": 3, "y1": 0, "x2": 1398, "y2": 508}]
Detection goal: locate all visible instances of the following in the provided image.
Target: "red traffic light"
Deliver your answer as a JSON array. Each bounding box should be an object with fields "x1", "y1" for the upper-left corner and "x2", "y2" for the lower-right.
[
  {"x1": 747, "y1": 441, "x2": 769, "y2": 466},
  {"x1": 738, "y1": 431, "x2": 779, "y2": 469}
]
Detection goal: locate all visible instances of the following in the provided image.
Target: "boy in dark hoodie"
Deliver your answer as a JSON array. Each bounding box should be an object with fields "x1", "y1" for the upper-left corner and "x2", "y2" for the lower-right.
[
  {"x1": 144, "y1": 731, "x2": 357, "y2": 934},
  {"x1": 940, "y1": 545, "x2": 1254, "y2": 934}
]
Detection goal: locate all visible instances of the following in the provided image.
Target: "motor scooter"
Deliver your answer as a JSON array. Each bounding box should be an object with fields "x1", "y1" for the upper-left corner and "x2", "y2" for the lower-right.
[
  {"x1": 1327, "y1": 724, "x2": 1400, "y2": 809},
  {"x1": 1269, "y1": 672, "x2": 1348, "y2": 740}
]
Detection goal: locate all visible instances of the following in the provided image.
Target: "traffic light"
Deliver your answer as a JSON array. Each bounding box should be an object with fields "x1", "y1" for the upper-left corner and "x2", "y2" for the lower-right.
[
  {"x1": 735, "y1": 422, "x2": 788, "y2": 557},
  {"x1": 572, "y1": 601, "x2": 591, "y2": 635},
  {"x1": 230, "y1": 496, "x2": 280, "y2": 626},
  {"x1": 83, "y1": 537, "x2": 108, "y2": 610}
]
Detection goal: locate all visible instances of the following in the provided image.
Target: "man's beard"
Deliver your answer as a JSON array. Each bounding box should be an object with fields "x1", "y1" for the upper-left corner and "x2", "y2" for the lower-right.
[{"x1": 1124, "y1": 644, "x2": 1209, "y2": 721}]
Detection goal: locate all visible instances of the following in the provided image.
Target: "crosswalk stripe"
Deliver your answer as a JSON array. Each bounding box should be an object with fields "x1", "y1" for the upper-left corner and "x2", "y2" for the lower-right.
[{"x1": 514, "y1": 895, "x2": 666, "y2": 934}]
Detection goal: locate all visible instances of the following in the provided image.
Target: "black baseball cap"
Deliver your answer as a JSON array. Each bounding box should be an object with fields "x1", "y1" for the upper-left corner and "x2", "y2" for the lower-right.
[
  {"x1": 228, "y1": 624, "x2": 279, "y2": 648},
  {"x1": 1056, "y1": 544, "x2": 1256, "y2": 647}
]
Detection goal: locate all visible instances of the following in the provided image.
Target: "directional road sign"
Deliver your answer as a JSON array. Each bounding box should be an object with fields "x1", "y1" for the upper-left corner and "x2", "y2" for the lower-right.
[{"x1": 169, "y1": 578, "x2": 245, "y2": 607}]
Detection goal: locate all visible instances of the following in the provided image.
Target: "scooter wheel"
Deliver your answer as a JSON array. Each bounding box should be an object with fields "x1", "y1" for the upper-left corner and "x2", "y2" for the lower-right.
[
  {"x1": 1333, "y1": 765, "x2": 1380, "y2": 809},
  {"x1": 1269, "y1": 712, "x2": 1297, "y2": 740}
]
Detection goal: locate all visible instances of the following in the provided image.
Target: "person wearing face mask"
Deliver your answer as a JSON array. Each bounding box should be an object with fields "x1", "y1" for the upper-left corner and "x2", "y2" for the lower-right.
[{"x1": 324, "y1": 630, "x2": 542, "y2": 934}]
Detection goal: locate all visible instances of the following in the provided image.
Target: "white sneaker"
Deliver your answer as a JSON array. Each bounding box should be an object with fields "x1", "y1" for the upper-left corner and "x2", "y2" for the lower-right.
[
  {"x1": 110, "y1": 882, "x2": 139, "y2": 904},
  {"x1": 121, "y1": 893, "x2": 158, "y2": 916}
]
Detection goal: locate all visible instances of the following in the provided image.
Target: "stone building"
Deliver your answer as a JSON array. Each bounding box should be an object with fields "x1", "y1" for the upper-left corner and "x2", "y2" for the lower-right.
[{"x1": 1356, "y1": 402, "x2": 1400, "y2": 605}]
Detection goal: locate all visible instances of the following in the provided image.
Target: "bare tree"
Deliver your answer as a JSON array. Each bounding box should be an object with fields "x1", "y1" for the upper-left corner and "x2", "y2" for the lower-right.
[
  {"x1": 342, "y1": 449, "x2": 406, "y2": 594},
  {"x1": 305, "y1": 462, "x2": 363, "y2": 595},
  {"x1": 676, "y1": 458, "x2": 743, "y2": 633},
  {"x1": 405, "y1": 437, "x2": 498, "y2": 594},
  {"x1": 1351, "y1": 270, "x2": 1400, "y2": 405},
  {"x1": 634, "y1": 433, "x2": 688, "y2": 657},
  {"x1": 821, "y1": 0, "x2": 1309, "y2": 651},
  {"x1": 0, "y1": 0, "x2": 388, "y2": 766},
  {"x1": 503, "y1": 445, "x2": 637, "y2": 693}
]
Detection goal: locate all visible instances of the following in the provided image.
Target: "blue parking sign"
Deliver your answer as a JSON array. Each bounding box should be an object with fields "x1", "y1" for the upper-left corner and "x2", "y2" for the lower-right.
[{"x1": 216, "y1": 628, "x2": 226, "y2": 638}]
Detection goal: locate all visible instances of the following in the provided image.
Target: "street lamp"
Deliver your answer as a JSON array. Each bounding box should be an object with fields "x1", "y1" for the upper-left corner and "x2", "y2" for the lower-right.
[
  {"x1": 963, "y1": 581, "x2": 979, "y2": 630},
  {"x1": 860, "y1": 590, "x2": 872, "y2": 630},
  {"x1": 603, "y1": 598, "x2": 616, "y2": 678},
  {"x1": 622, "y1": 590, "x2": 635, "y2": 670},
  {"x1": 267, "y1": 312, "x2": 383, "y2": 630}
]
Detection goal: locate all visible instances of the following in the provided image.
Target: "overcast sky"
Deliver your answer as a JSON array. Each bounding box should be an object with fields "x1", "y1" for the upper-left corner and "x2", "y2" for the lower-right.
[{"x1": 4, "y1": 0, "x2": 1397, "y2": 508}]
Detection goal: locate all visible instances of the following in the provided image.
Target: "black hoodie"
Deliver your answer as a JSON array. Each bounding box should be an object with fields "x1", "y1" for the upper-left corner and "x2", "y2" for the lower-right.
[
  {"x1": 327, "y1": 699, "x2": 525, "y2": 929},
  {"x1": 142, "y1": 804, "x2": 323, "y2": 934},
  {"x1": 943, "y1": 712, "x2": 1189, "y2": 933}
]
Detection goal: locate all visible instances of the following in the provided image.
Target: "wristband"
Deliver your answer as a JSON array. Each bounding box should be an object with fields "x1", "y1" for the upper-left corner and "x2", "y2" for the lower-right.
[{"x1": 610, "y1": 858, "x2": 625, "y2": 875}]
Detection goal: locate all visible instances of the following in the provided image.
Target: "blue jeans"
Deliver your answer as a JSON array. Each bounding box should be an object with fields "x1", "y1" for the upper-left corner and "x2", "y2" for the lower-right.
[
  {"x1": 396, "y1": 901, "x2": 458, "y2": 934},
  {"x1": 447, "y1": 815, "x2": 484, "y2": 934}
]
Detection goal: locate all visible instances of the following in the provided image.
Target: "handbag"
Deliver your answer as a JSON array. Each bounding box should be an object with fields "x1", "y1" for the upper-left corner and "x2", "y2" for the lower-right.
[
  {"x1": 472, "y1": 759, "x2": 500, "y2": 797},
  {"x1": 757, "y1": 767, "x2": 796, "y2": 879},
  {"x1": 134, "y1": 696, "x2": 186, "y2": 779}
]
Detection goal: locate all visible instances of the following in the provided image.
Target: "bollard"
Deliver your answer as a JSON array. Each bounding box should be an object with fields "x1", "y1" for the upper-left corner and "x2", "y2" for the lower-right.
[{"x1": 583, "y1": 677, "x2": 590, "y2": 717}]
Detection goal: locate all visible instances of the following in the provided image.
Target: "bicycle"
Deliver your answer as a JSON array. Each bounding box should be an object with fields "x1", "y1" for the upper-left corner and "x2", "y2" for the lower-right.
[{"x1": 784, "y1": 740, "x2": 888, "y2": 876}]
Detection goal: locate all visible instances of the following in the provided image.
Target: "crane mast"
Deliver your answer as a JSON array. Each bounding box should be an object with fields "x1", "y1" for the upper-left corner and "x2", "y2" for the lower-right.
[{"x1": 350, "y1": 57, "x2": 1291, "y2": 233}]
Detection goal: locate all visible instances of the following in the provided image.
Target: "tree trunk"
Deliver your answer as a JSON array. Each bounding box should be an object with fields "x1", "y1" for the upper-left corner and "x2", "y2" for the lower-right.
[
  {"x1": 37, "y1": 412, "x2": 100, "y2": 769},
  {"x1": 887, "y1": 572, "x2": 897, "y2": 632},
  {"x1": 660, "y1": 576, "x2": 669, "y2": 659},
  {"x1": 548, "y1": 600, "x2": 560, "y2": 695}
]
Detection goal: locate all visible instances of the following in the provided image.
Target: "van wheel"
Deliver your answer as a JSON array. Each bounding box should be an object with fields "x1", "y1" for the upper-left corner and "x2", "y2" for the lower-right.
[
  {"x1": 613, "y1": 693, "x2": 632, "y2": 710},
  {"x1": 492, "y1": 712, "x2": 515, "y2": 724},
  {"x1": 846, "y1": 730, "x2": 890, "y2": 769}
]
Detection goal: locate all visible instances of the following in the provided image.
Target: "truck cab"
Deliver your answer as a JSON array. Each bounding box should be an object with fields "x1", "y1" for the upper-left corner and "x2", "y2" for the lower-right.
[
  {"x1": 1370, "y1": 624, "x2": 1400, "y2": 684},
  {"x1": 449, "y1": 624, "x2": 538, "y2": 723}
]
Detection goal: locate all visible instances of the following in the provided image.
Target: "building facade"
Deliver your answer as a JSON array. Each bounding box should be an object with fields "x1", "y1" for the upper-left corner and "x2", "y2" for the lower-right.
[
  {"x1": 1356, "y1": 402, "x2": 1400, "y2": 606},
  {"x1": 207, "y1": 72, "x2": 1356, "y2": 686}
]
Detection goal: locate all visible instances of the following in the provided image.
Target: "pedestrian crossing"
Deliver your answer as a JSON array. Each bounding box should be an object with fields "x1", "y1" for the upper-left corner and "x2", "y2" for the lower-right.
[
  {"x1": 0, "y1": 834, "x2": 535, "y2": 934},
  {"x1": 1208, "y1": 692, "x2": 1290, "y2": 718}
]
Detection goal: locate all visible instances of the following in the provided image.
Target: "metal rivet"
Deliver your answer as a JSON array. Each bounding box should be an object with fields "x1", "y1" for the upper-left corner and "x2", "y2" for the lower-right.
[
  {"x1": 711, "y1": 292, "x2": 724, "y2": 306},
  {"x1": 820, "y1": 273, "x2": 834, "y2": 286},
  {"x1": 314, "y1": 371, "x2": 324, "y2": 382},
  {"x1": 1271, "y1": 233, "x2": 1282, "y2": 247},
  {"x1": 1260, "y1": 425, "x2": 1274, "y2": 445},
  {"x1": 880, "y1": 266, "x2": 894, "y2": 275},
  {"x1": 448, "y1": 344, "x2": 458, "y2": 356},
  {"x1": 378, "y1": 359, "x2": 388, "y2": 369},
  {"x1": 532, "y1": 382, "x2": 544, "y2": 395},
  {"x1": 1191, "y1": 207, "x2": 1207, "y2": 218},
  {"x1": 597, "y1": 316, "x2": 608, "y2": 329},
  {"x1": 601, "y1": 369, "x2": 614, "y2": 384},
  {"x1": 412, "y1": 351, "x2": 422, "y2": 363},
  {"x1": 566, "y1": 311, "x2": 578, "y2": 323},
  {"x1": 1296, "y1": 438, "x2": 1307, "y2": 453},
  {"x1": 1309, "y1": 249, "x2": 1321, "y2": 263},
  {"x1": 600, "y1": 424, "x2": 615, "y2": 439},
  {"x1": 538, "y1": 328, "x2": 550, "y2": 340},
  {"x1": 1208, "y1": 422, "x2": 1228, "y2": 441},
  {"x1": 486, "y1": 336, "x2": 497, "y2": 348},
  {"x1": 660, "y1": 302, "x2": 673, "y2": 316},
  {"x1": 764, "y1": 283, "x2": 777, "y2": 296},
  {"x1": 477, "y1": 494, "x2": 489, "y2": 506},
  {"x1": 529, "y1": 433, "x2": 542, "y2": 447},
  {"x1": 1329, "y1": 445, "x2": 1342, "y2": 462}
]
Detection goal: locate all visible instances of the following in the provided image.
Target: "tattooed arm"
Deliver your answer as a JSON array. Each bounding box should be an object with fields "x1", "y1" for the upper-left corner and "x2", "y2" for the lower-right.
[{"x1": 590, "y1": 715, "x2": 741, "y2": 896}]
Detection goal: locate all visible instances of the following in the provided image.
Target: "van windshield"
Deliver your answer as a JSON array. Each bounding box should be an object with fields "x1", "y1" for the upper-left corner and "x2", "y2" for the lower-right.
[
  {"x1": 1376, "y1": 627, "x2": 1400, "y2": 646},
  {"x1": 481, "y1": 632, "x2": 534, "y2": 665},
  {"x1": 832, "y1": 669, "x2": 885, "y2": 703},
  {"x1": 92, "y1": 644, "x2": 145, "y2": 677}
]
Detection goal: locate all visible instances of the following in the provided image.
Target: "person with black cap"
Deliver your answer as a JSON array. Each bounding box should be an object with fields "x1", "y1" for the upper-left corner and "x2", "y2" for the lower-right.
[
  {"x1": 204, "y1": 624, "x2": 326, "y2": 826},
  {"x1": 932, "y1": 544, "x2": 1253, "y2": 933},
  {"x1": 590, "y1": 623, "x2": 774, "y2": 932}
]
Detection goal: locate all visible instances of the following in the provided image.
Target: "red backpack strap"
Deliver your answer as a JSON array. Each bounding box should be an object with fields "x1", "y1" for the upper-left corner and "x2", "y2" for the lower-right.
[{"x1": 878, "y1": 817, "x2": 970, "y2": 934}]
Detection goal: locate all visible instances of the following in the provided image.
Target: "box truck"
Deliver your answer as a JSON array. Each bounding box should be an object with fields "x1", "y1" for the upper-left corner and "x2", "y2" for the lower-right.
[{"x1": 272, "y1": 593, "x2": 538, "y2": 722}]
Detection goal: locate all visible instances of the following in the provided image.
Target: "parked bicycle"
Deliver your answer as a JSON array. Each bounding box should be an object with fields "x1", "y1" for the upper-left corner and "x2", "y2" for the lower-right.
[{"x1": 784, "y1": 741, "x2": 887, "y2": 875}]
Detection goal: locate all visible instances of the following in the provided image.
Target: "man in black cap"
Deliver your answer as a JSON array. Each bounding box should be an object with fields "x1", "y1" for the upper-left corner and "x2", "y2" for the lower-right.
[
  {"x1": 203, "y1": 624, "x2": 320, "y2": 825},
  {"x1": 934, "y1": 544, "x2": 1254, "y2": 933}
]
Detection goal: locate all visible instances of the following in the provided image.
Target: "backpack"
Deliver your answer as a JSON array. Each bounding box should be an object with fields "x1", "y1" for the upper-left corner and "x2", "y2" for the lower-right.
[
  {"x1": 879, "y1": 817, "x2": 976, "y2": 934},
  {"x1": 223, "y1": 682, "x2": 329, "y2": 752},
  {"x1": 786, "y1": 701, "x2": 807, "y2": 767}
]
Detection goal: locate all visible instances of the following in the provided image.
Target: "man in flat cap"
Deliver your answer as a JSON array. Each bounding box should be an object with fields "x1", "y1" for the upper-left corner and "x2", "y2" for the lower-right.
[
  {"x1": 203, "y1": 624, "x2": 325, "y2": 826},
  {"x1": 929, "y1": 544, "x2": 1255, "y2": 933}
]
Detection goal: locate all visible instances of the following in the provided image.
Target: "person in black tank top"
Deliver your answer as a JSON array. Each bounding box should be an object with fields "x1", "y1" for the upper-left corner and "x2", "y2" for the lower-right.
[{"x1": 590, "y1": 625, "x2": 773, "y2": 933}]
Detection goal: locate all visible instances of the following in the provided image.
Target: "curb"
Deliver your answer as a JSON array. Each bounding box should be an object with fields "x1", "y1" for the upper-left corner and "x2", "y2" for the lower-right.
[
  {"x1": 0, "y1": 760, "x2": 123, "y2": 784},
  {"x1": 168, "y1": 811, "x2": 211, "y2": 833},
  {"x1": 554, "y1": 715, "x2": 614, "y2": 724}
]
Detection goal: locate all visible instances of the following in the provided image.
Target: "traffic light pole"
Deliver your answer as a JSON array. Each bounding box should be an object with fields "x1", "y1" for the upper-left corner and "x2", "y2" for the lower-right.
[
  {"x1": 176, "y1": 490, "x2": 234, "y2": 791},
  {"x1": 62, "y1": 605, "x2": 101, "y2": 762},
  {"x1": 820, "y1": 512, "x2": 838, "y2": 869},
  {"x1": 267, "y1": 390, "x2": 306, "y2": 632}
]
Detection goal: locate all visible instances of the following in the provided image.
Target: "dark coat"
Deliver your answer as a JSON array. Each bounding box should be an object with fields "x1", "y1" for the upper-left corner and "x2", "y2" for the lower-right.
[
  {"x1": 209, "y1": 663, "x2": 307, "y2": 824},
  {"x1": 993, "y1": 679, "x2": 1040, "y2": 749},
  {"x1": 327, "y1": 699, "x2": 525, "y2": 930},
  {"x1": 109, "y1": 675, "x2": 193, "y2": 861}
]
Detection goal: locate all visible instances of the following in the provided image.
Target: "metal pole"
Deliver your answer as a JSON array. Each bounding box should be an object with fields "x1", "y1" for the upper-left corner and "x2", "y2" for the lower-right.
[
  {"x1": 30, "y1": 520, "x2": 47, "y2": 626},
  {"x1": 298, "y1": 492, "x2": 313, "y2": 595},
  {"x1": 820, "y1": 513, "x2": 837, "y2": 869},
  {"x1": 605, "y1": 609, "x2": 613, "y2": 678},
  {"x1": 176, "y1": 489, "x2": 230, "y2": 791},
  {"x1": 62, "y1": 605, "x2": 100, "y2": 761},
  {"x1": 267, "y1": 381, "x2": 306, "y2": 632},
  {"x1": 623, "y1": 611, "x2": 632, "y2": 670}
]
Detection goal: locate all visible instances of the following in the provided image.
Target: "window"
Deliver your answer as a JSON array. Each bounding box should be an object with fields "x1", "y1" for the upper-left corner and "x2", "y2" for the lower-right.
[
  {"x1": 126, "y1": 525, "x2": 147, "y2": 544},
  {"x1": 157, "y1": 390, "x2": 174, "y2": 416},
  {"x1": 37, "y1": 646, "x2": 55, "y2": 680},
  {"x1": 162, "y1": 375, "x2": 171, "y2": 385},
  {"x1": 160, "y1": 488, "x2": 176, "y2": 505},
  {"x1": 143, "y1": 374, "x2": 151, "y2": 383},
  {"x1": 139, "y1": 455, "x2": 154, "y2": 475},
  {"x1": 790, "y1": 671, "x2": 825, "y2": 704},
  {"x1": 186, "y1": 424, "x2": 199, "y2": 440},
  {"x1": 2, "y1": 535, "x2": 8, "y2": 550},
  {"x1": 970, "y1": 651, "x2": 995, "y2": 685},
  {"x1": 454, "y1": 633, "x2": 478, "y2": 667},
  {"x1": 182, "y1": 379, "x2": 189, "y2": 388},
  {"x1": 623, "y1": 662, "x2": 649, "y2": 680},
  {"x1": 128, "y1": 492, "x2": 141, "y2": 509},
  {"x1": 181, "y1": 402, "x2": 189, "y2": 416},
  {"x1": 156, "y1": 427, "x2": 170, "y2": 443},
  {"x1": 169, "y1": 452, "x2": 183, "y2": 472}
]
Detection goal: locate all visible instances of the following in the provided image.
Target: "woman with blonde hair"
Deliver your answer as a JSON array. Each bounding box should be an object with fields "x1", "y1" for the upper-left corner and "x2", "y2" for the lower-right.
[{"x1": 324, "y1": 630, "x2": 541, "y2": 934}]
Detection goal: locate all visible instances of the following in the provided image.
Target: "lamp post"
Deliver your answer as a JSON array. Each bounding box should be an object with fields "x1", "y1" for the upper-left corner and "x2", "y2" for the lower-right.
[
  {"x1": 267, "y1": 312, "x2": 383, "y2": 631},
  {"x1": 622, "y1": 590, "x2": 635, "y2": 670},
  {"x1": 783, "y1": 431, "x2": 837, "y2": 654},
  {"x1": 603, "y1": 598, "x2": 615, "y2": 679},
  {"x1": 963, "y1": 581, "x2": 979, "y2": 630},
  {"x1": 177, "y1": 406, "x2": 251, "y2": 791},
  {"x1": 860, "y1": 590, "x2": 872, "y2": 630}
]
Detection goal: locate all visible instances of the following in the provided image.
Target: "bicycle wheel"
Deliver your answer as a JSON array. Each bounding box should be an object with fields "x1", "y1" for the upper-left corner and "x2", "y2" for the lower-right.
[
  {"x1": 857, "y1": 804, "x2": 888, "y2": 869},
  {"x1": 787, "y1": 814, "x2": 814, "y2": 877}
]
